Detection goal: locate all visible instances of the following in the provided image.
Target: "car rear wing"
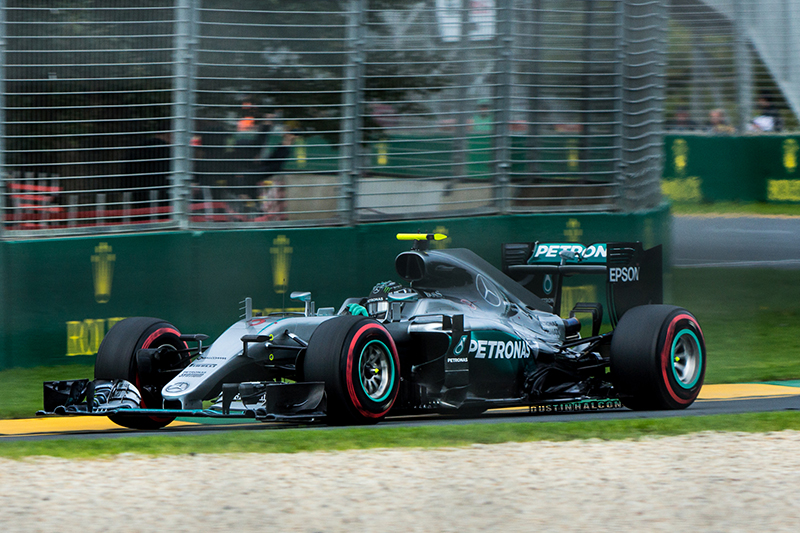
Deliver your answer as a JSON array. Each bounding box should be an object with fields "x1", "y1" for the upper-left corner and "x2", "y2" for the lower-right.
[{"x1": 501, "y1": 241, "x2": 662, "y2": 326}]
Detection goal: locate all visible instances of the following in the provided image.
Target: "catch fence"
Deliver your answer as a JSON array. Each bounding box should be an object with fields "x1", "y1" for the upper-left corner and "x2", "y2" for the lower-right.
[
  {"x1": 666, "y1": 0, "x2": 800, "y2": 134},
  {"x1": 1, "y1": 0, "x2": 667, "y2": 238}
]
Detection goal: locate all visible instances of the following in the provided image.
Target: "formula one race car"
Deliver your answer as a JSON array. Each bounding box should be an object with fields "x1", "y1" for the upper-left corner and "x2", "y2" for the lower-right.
[{"x1": 40, "y1": 233, "x2": 706, "y2": 429}]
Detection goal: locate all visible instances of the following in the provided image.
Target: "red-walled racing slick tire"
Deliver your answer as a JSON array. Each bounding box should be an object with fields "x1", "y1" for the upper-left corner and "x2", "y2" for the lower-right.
[
  {"x1": 303, "y1": 316, "x2": 401, "y2": 425},
  {"x1": 610, "y1": 305, "x2": 706, "y2": 410},
  {"x1": 95, "y1": 317, "x2": 188, "y2": 429}
]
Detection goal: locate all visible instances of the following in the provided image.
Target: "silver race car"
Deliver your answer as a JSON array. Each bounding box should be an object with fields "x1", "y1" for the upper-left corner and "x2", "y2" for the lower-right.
[{"x1": 41, "y1": 233, "x2": 705, "y2": 428}]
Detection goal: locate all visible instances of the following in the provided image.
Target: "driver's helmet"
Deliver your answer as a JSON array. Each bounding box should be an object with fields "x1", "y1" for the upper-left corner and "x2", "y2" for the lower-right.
[{"x1": 365, "y1": 280, "x2": 411, "y2": 320}]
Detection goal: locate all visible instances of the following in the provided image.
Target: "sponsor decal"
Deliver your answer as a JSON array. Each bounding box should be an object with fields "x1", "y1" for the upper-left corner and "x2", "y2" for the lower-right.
[
  {"x1": 164, "y1": 382, "x2": 190, "y2": 394},
  {"x1": 528, "y1": 243, "x2": 607, "y2": 264},
  {"x1": 66, "y1": 317, "x2": 126, "y2": 356},
  {"x1": 91, "y1": 242, "x2": 116, "y2": 304},
  {"x1": 608, "y1": 266, "x2": 639, "y2": 283},
  {"x1": 475, "y1": 274, "x2": 503, "y2": 307},
  {"x1": 460, "y1": 298, "x2": 477, "y2": 310},
  {"x1": 538, "y1": 315, "x2": 562, "y2": 335},
  {"x1": 447, "y1": 357, "x2": 469, "y2": 364},
  {"x1": 784, "y1": 139, "x2": 798, "y2": 173},
  {"x1": 661, "y1": 177, "x2": 702, "y2": 202},
  {"x1": 453, "y1": 335, "x2": 468, "y2": 355},
  {"x1": 270, "y1": 235, "x2": 293, "y2": 295},
  {"x1": 563, "y1": 218, "x2": 583, "y2": 242},
  {"x1": 672, "y1": 138, "x2": 688, "y2": 176},
  {"x1": 470, "y1": 337, "x2": 531, "y2": 359},
  {"x1": 767, "y1": 179, "x2": 800, "y2": 202},
  {"x1": 542, "y1": 274, "x2": 553, "y2": 295},
  {"x1": 178, "y1": 371, "x2": 206, "y2": 378},
  {"x1": 531, "y1": 399, "x2": 623, "y2": 413}
]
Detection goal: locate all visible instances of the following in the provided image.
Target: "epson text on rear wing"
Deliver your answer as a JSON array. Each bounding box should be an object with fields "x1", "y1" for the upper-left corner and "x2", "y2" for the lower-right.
[{"x1": 501, "y1": 241, "x2": 663, "y2": 327}]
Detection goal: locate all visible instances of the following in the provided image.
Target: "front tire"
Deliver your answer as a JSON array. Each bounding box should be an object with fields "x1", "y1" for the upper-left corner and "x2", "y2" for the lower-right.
[
  {"x1": 610, "y1": 305, "x2": 706, "y2": 410},
  {"x1": 95, "y1": 317, "x2": 188, "y2": 429},
  {"x1": 303, "y1": 316, "x2": 400, "y2": 425}
]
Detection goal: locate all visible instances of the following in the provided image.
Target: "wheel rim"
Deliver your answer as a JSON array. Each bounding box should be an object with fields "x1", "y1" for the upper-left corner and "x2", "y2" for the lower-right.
[
  {"x1": 358, "y1": 340, "x2": 394, "y2": 402},
  {"x1": 138, "y1": 327, "x2": 185, "y2": 420},
  {"x1": 670, "y1": 329, "x2": 702, "y2": 389}
]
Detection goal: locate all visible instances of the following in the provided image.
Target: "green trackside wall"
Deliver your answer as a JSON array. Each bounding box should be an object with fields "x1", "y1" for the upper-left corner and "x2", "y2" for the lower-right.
[
  {"x1": 662, "y1": 134, "x2": 800, "y2": 202},
  {"x1": 0, "y1": 207, "x2": 669, "y2": 371}
]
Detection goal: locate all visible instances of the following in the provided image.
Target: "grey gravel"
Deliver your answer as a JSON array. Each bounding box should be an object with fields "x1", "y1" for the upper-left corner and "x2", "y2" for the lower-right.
[{"x1": 1, "y1": 431, "x2": 799, "y2": 532}]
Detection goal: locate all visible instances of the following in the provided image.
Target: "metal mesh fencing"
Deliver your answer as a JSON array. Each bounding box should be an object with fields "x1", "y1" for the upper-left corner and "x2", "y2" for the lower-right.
[
  {"x1": 666, "y1": 0, "x2": 800, "y2": 134},
  {"x1": 0, "y1": 0, "x2": 671, "y2": 239},
  {"x1": 2, "y1": 1, "x2": 179, "y2": 236}
]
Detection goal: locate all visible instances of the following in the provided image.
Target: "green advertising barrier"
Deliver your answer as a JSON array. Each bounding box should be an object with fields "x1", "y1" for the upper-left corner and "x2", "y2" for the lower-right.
[
  {"x1": 662, "y1": 134, "x2": 800, "y2": 202},
  {"x1": 0, "y1": 206, "x2": 669, "y2": 371}
]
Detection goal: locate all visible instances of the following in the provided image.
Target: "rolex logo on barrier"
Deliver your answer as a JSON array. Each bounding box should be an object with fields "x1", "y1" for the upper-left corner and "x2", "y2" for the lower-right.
[
  {"x1": 783, "y1": 139, "x2": 798, "y2": 174},
  {"x1": 672, "y1": 138, "x2": 688, "y2": 176},
  {"x1": 270, "y1": 235, "x2": 293, "y2": 294},
  {"x1": 91, "y1": 242, "x2": 115, "y2": 304}
]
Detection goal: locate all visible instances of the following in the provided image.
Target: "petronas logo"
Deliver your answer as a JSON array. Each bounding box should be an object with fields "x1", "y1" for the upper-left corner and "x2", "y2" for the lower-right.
[
  {"x1": 91, "y1": 242, "x2": 115, "y2": 304},
  {"x1": 270, "y1": 235, "x2": 293, "y2": 294}
]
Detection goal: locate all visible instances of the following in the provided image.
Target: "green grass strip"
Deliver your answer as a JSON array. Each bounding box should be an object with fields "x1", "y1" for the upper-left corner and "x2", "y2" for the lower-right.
[{"x1": 2, "y1": 411, "x2": 799, "y2": 460}]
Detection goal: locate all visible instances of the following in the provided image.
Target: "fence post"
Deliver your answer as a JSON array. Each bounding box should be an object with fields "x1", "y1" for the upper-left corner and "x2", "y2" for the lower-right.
[
  {"x1": 452, "y1": 0, "x2": 470, "y2": 182},
  {"x1": 340, "y1": 0, "x2": 366, "y2": 225},
  {"x1": 173, "y1": 0, "x2": 194, "y2": 231},
  {"x1": 0, "y1": 0, "x2": 6, "y2": 237},
  {"x1": 733, "y1": 0, "x2": 752, "y2": 132},
  {"x1": 495, "y1": 0, "x2": 512, "y2": 214}
]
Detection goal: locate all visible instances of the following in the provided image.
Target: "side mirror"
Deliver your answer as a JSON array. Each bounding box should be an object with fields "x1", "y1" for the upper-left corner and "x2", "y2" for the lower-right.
[{"x1": 290, "y1": 291, "x2": 314, "y2": 316}]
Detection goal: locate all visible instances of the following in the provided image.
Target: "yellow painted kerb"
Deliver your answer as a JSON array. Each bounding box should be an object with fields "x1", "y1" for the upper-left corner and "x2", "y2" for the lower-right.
[{"x1": 0, "y1": 417, "x2": 197, "y2": 436}]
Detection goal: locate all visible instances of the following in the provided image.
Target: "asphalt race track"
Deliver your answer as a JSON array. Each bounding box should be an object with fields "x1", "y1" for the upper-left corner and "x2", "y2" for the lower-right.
[
  {"x1": 2, "y1": 383, "x2": 798, "y2": 442},
  {"x1": 673, "y1": 214, "x2": 800, "y2": 268}
]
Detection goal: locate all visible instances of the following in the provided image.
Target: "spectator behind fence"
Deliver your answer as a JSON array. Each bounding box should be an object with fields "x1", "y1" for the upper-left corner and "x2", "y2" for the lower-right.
[
  {"x1": 256, "y1": 130, "x2": 297, "y2": 219},
  {"x1": 470, "y1": 100, "x2": 493, "y2": 133},
  {"x1": 235, "y1": 127, "x2": 297, "y2": 211},
  {"x1": 230, "y1": 106, "x2": 280, "y2": 204},
  {"x1": 707, "y1": 108, "x2": 735, "y2": 135},
  {"x1": 123, "y1": 126, "x2": 171, "y2": 209},
  {"x1": 748, "y1": 93, "x2": 782, "y2": 133},
  {"x1": 666, "y1": 107, "x2": 698, "y2": 131}
]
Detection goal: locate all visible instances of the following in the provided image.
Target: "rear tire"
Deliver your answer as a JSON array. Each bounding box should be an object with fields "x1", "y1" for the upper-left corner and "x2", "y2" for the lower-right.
[
  {"x1": 95, "y1": 317, "x2": 188, "y2": 429},
  {"x1": 304, "y1": 316, "x2": 400, "y2": 425},
  {"x1": 610, "y1": 305, "x2": 705, "y2": 410}
]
